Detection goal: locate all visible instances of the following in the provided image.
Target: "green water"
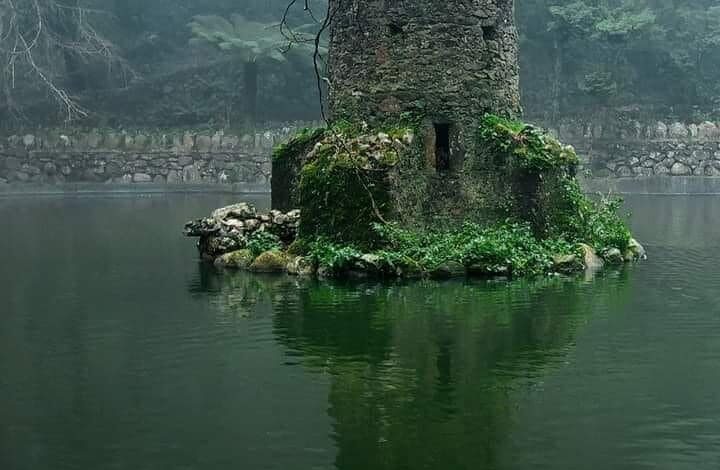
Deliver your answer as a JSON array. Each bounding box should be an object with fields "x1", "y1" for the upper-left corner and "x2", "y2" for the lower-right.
[{"x1": 1, "y1": 194, "x2": 719, "y2": 470}]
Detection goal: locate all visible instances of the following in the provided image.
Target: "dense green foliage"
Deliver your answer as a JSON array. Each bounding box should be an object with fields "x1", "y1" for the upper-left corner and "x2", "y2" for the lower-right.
[
  {"x1": 247, "y1": 231, "x2": 282, "y2": 257},
  {"x1": 547, "y1": 178, "x2": 632, "y2": 252},
  {"x1": 277, "y1": 115, "x2": 633, "y2": 278},
  {"x1": 519, "y1": 0, "x2": 720, "y2": 121},
  {"x1": 5, "y1": 0, "x2": 718, "y2": 126},
  {"x1": 478, "y1": 115, "x2": 579, "y2": 171},
  {"x1": 304, "y1": 222, "x2": 579, "y2": 278},
  {"x1": 272, "y1": 127, "x2": 326, "y2": 162},
  {"x1": 298, "y1": 149, "x2": 392, "y2": 247}
]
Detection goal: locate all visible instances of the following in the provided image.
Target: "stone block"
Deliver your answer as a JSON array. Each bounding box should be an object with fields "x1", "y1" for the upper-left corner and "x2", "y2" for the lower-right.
[
  {"x1": 655, "y1": 122, "x2": 668, "y2": 139},
  {"x1": 698, "y1": 122, "x2": 719, "y2": 140},
  {"x1": 133, "y1": 173, "x2": 152, "y2": 183},
  {"x1": 182, "y1": 164, "x2": 201, "y2": 182},
  {"x1": 178, "y1": 156, "x2": 193, "y2": 167},
  {"x1": 23, "y1": 134, "x2": 36, "y2": 148},
  {"x1": 668, "y1": 122, "x2": 688, "y2": 139},
  {"x1": 670, "y1": 162, "x2": 691, "y2": 176},
  {"x1": 196, "y1": 135, "x2": 212, "y2": 152},
  {"x1": 166, "y1": 169, "x2": 181, "y2": 184}
]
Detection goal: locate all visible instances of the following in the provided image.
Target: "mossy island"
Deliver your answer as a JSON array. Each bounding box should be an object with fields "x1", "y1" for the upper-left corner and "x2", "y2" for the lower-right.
[
  {"x1": 184, "y1": 0, "x2": 645, "y2": 280},
  {"x1": 185, "y1": 115, "x2": 645, "y2": 280}
]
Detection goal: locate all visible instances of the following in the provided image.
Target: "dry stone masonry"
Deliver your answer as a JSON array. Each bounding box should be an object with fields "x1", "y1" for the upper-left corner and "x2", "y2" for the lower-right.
[
  {"x1": 328, "y1": 0, "x2": 520, "y2": 158},
  {"x1": 0, "y1": 124, "x2": 319, "y2": 189},
  {"x1": 546, "y1": 119, "x2": 720, "y2": 178}
]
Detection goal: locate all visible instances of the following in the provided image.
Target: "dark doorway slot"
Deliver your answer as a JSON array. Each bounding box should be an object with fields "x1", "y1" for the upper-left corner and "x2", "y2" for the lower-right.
[
  {"x1": 388, "y1": 22, "x2": 403, "y2": 35},
  {"x1": 434, "y1": 123, "x2": 451, "y2": 172},
  {"x1": 482, "y1": 25, "x2": 497, "y2": 41}
]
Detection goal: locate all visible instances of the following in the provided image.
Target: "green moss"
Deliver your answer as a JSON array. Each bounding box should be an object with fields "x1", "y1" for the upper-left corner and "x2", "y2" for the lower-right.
[
  {"x1": 478, "y1": 114, "x2": 579, "y2": 172},
  {"x1": 295, "y1": 125, "x2": 414, "y2": 248},
  {"x1": 272, "y1": 127, "x2": 325, "y2": 161},
  {"x1": 272, "y1": 127, "x2": 326, "y2": 211},
  {"x1": 249, "y1": 250, "x2": 288, "y2": 273},
  {"x1": 215, "y1": 249, "x2": 254, "y2": 269},
  {"x1": 544, "y1": 177, "x2": 632, "y2": 252},
  {"x1": 298, "y1": 150, "x2": 392, "y2": 247}
]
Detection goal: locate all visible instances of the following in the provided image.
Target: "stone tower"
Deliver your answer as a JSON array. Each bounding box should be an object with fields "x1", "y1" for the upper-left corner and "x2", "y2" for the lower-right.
[{"x1": 327, "y1": 0, "x2": 521, "y2": 169}]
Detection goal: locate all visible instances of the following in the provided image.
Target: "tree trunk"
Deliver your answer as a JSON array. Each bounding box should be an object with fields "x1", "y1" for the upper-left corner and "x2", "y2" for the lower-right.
[
  {"x1": 243, "y1": 61, "x2": 258, "y2": 127},
  {"x1": 552, "y1": 36, "x2": 563, "y2": 125}
]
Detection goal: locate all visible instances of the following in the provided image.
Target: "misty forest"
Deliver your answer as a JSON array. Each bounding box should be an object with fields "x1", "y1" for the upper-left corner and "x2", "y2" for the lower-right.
[
  {"x1": 2, "y1": 0, "x2": 720, "y2": 127},
  {"x1": 2, "y1": 2, "x2": 720, "y2": 470}
]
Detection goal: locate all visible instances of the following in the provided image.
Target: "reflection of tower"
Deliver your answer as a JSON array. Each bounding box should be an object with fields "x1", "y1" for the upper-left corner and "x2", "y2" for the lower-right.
[
  {"x1": 270, "y1": 276, "x2": 628, "y2": 469},
  {"x1": 328, "y1": 0, "x2": 521, "y2": 169}
]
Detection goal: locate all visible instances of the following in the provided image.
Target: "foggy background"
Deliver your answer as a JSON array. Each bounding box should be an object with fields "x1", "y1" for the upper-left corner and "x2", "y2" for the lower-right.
[{"x1": 1, "y1": 0, "x2": 717, "y2": 129}]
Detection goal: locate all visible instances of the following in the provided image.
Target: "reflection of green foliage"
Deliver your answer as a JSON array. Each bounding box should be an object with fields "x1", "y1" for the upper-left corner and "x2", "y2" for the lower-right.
[{"x1": 267, "y1": 269, "x2": 634, "y2": 469}]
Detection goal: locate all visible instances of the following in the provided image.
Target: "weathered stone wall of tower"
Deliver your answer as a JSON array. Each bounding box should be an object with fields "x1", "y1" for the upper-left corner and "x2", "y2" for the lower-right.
[{"x1": 328, "y1": 0, "x2": 521, "y2": 132}]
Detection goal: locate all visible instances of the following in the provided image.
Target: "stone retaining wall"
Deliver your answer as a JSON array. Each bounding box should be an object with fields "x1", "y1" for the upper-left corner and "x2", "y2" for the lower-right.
[
  {"x1": 0, "y1": 123, "x2": 320, "y2": 188},
  {"x1": 544, "y1": 119, "x2": 720, "y2": 178}
]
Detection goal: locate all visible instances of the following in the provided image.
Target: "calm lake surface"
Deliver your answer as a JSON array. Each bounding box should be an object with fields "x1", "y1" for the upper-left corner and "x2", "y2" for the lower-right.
[{"x1": 1, "y1": 193, "x2": 719, "y2": 470}]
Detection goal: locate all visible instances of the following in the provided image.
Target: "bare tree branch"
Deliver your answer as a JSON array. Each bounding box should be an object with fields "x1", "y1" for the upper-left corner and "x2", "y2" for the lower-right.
[{"x1": 0, "y1": 0, "x2": 132, "y2": 122}]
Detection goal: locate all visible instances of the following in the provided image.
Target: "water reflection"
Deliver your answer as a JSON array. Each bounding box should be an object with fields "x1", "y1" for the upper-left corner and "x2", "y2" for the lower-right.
[{"x1": 194, "y1": 267, "x2": 633, "y2": 469}]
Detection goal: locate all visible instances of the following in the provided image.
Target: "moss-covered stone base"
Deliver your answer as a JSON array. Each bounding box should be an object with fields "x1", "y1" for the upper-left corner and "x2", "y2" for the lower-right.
[{"x1": 194, "y1": 114, "x2": 644, "y2": 282}]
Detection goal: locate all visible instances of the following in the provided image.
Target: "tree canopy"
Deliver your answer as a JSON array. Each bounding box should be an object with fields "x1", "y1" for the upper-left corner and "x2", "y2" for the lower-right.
[{"x1": 2, "y1": 0, "x2": 720, "y2": 127}]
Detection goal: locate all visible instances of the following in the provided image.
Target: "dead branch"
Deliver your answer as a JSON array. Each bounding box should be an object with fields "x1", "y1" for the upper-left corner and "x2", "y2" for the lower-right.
[{"x1": 0, "y1": 0, "x2": 131, "y2": 122}]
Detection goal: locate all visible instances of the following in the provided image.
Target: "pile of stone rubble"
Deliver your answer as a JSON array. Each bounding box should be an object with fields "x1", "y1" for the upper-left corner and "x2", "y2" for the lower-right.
[{"x1": 184, "y1": 203, "x2": 299, "y2": 259}]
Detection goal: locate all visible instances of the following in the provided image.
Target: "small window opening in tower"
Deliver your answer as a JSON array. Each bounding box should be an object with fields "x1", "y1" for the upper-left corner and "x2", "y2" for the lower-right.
[
  {"x1": 434, "y1": 123, "x2": 451, "y2": 172},
  {"x1": 482, "y1": 25, "x2": 497, "y2": 41},
  {"x1": 388, "y1": 22, "x2": 403, "y2": 36}
]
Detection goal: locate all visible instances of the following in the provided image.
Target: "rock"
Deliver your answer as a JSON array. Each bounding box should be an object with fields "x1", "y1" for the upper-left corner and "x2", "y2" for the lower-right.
[
  {"x1": 655, "y1": 121, "x2": 668, "y2": 139},
  {"x1": 430, "y1": 261, "x2": 466, "y2": 279},
  {"x1": 166, "y1": 169, "x2": 181, "y2": 184},
  {"x1": 654, "y1": 163, "x2": 670, "y2": 175},
  {"x1": 182, "y1": 164, "x2": 201, "y2": 182},
  {"x1": 249, "y1": 251, "x2": 288, "y2": 273},
  {"x1": 23, "y1": 134, "x2": 36, "y2": 148},
  {"x1": 602, "y1": 248, "x2": 624, "y2": 264},
  {"x1": 699, "y1": 121, "x2": 719, "y2": 140},
  {"x1": 395, "y1": 257, "x2": 424, "y2": 278},
  {"x1": 579, "y1": 243, "x2": 604, "y2": 270},
  {"x1": 552, "y1": 254, "x2": 583, "y2": 273},
  {"x1": 669, "y1": 122, "x2": 688, "y2": 139},
  {"x1": 178, "y1": 156, "x2": 194, "y2": 167},
  {"x1": 287, "y1": 256, "x2": 315, "y2": 276},
  {"x1": 43, "y1": 162, "x2": 57, "y2": 175},
  {"x1": 317, "y1": 266, "x2": 333, "y2": 278},
  {"x1": 616, "y1": 166, "x2": 633, "y2": 177},
  {"x1": 214, "y1": 249, "x2": 254, "y2": 269},
  {"x1": 133, "y1": 173, "x2": 152, "y2": 183},
  {"x1": 182, "y1": 132, "x2": 195, "y2": 150},
  {"x1": 212, "y1": 202, "x2": 257, "y2": 221},
  {"x1": 244, "y1": 219, "x2": 260, "y2": 231},
  {"x1": 358, "y1": 254, "x2": 383, "y2": 273},
  {"x1": 196, "y1": 135, "x2": 212, "y2": 152},
  {"x1": 153, "y1": 175, "x2": 165, "y2": 184},
  {"x1": 670, "y1": 162, "x2": 692, "y2": 176},
  {"x1": 627, "y1": 238, "x2": 647, "y2": 261}
]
